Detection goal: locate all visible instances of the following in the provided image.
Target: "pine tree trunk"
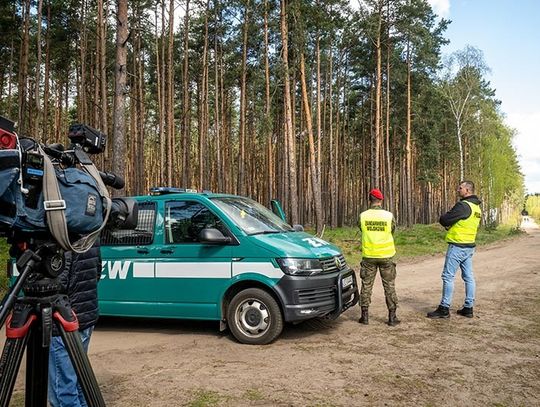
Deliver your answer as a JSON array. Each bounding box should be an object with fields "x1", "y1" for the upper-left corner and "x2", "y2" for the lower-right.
[
  {"x1": 155, "y1": 4, "x2": 165, "y2": 184},
  {"x1": 405, "y1": 41, "x2": 413, "y2": 225},
  {"x1": 237, "y1": 0, "x2": 249, "y2": 196},
  {"x1": 98, "y1": 0, "x2": 108, "y2": 139},
  {"x1": 112, "y1": 0, "x2": 128, "y2": 196},
  {"x1": 373, "y1": 2, "x2": 382, "y2": 188},
  {"x1": 35, "y1": 0, "x2": 43, "y2": 137},
  {"x1": 300, "y1": 53, "x2": 324, "y2": 233},
  {"x1": 280, "y1": 0, "x2": 298, "y2": 224},
  {"x1": 264, "y1": 0, "x2": 273, "y2": 204},
  {"x1": 167, "y1": 0, "x2": 175, "y2": 185},
  {"x1": 385, "y1": 0, "x2": 394, "y2": 214},
  {"x1": 43, "y1": 1, "x2": 51, "y2": 142},
  {"x1": 214, "y1": 1, "x2": 223, "y2": 192},
  {"x1": 18, "y1": 0, "x2": 31, "y2": 133},
  {"x1": 181, "y1": 0, "x2": 191, "y2": 187},
  {"x1": 136, "y1": 15, "x2": 146, "y2": 194},
  {"x1": 79, "y1": 0, "x2": 89, "y2": 124},
  {"x1": 198, "y1": 0, "x2": 209, "y2": 189},
  {"x1": 328, "y1": 50, "x2": 337, "y2": 227}
]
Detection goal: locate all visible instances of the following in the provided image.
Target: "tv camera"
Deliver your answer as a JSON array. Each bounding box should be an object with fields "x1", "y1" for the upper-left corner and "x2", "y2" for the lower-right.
[{"x1": 0, "y1": 115, "x2": 138, "y2": 407}]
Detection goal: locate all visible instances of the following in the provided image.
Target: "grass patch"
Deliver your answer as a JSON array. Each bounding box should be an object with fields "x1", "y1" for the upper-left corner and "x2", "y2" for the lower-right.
[
  {"x1": 7, "y1": 391, "x2": 23, "y2": 407},
  {"x1": 187, "y1": 389, "x2": 223, "y2": 407},
  {"x1": 0, "y1": 238, "x2": 9, "y2": 293},
  {"x1": 317, "y1": 223, "x2": 524, "y2": 266},
  {"x1": 243, "y1": 388, "x2": 264, "y2": 401}
]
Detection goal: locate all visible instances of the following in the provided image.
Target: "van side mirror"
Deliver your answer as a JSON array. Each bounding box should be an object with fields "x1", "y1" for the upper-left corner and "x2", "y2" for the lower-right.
[
  {"x1": 292, "y1": 224, "x2": 304, "y2": 232},
  {"x1": 270, "y1": 200, "x2": 287, "y2": 221},
  {"x1": 199, "y1": 228, "x2": 232, "y2": 245}
]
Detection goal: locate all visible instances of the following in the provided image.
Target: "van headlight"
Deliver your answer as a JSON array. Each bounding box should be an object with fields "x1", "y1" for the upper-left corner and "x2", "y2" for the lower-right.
[{"x1": 276, "y1": 258, "x2": 323, "y2": 276}]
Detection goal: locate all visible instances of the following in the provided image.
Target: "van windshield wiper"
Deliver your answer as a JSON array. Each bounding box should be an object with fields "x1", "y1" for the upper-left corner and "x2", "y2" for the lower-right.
[{"x1": 249, "y1": 230, "x2": 282, "y2": 236}]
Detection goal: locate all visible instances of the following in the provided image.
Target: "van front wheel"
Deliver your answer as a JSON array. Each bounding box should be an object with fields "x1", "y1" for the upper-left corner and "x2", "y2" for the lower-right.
[{"x1": 227, "y1": 288, "x2": 283, "y2": 345}]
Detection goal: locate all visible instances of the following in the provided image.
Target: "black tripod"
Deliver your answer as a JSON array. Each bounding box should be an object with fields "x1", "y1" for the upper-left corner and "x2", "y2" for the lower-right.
[{"x1": 0, "y1": 243, "x2": 105, "y2": 407}]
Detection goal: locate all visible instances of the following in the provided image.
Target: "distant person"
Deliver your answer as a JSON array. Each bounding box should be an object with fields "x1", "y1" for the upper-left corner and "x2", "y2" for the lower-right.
[
  {"x1": 358, "y1": 188, "x2": 400, "y2": 326},
  {"x1": 427, "y1": 181, "x2": 481, "y2": 319},
  {"x1": 521, "y1": 207, "x2": 529, "y2": 223},
  {"x1": 49, "y1": 242, "x2": 101, "y2": 407}
]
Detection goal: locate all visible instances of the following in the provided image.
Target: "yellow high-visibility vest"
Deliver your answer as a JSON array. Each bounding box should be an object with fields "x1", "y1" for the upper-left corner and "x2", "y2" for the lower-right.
[
  {"x1": 446, "y1": 201, "x2": 481, "y2": 244},
  {"x1": 360, "y1": 209, "x2": 396, "y2": 258}
]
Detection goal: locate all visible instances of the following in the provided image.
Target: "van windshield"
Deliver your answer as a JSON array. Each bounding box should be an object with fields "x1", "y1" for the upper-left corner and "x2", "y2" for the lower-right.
[{"x1": 211, "y1": 197, "x2": 294, "y2": 235}]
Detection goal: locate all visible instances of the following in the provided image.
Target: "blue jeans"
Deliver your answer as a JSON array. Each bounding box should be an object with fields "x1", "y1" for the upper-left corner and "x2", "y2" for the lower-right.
[
  {"x1": 440, "y1": 244, "x2": 476, "y2": 308},
  {"x1": 48, "y1": 326, "x2": 93, "y2": 407}
]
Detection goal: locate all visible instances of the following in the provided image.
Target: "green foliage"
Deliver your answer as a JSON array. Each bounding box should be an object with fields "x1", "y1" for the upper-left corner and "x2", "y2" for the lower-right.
[
  {"x1": 0, "y1": 239, "x2": 9, "y2": 293},
  {"x1": 526, "y1": 195, "x2": 540, "y2": 220}
]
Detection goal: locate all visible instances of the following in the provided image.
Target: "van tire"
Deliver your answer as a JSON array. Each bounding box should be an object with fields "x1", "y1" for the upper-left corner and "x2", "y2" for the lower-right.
[{"x1": 227, "y1": 288, "x2": 283, "y2": 345}]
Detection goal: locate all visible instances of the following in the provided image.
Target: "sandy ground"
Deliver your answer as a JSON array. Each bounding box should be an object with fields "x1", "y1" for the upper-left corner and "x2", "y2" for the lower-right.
[{"x1": 4, "y1": 220, "x2": 540, "y2": 406}]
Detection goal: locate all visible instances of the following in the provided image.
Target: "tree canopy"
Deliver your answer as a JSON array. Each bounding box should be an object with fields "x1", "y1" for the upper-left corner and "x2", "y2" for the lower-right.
[{"x1": 0, "y1": 0, "x2": 524, "y2": 228}]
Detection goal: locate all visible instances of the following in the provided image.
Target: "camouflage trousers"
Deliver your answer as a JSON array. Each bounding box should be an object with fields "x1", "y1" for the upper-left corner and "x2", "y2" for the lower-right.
[{"x1": 359, "y1": 257, "x2": 398, "y2": 310}]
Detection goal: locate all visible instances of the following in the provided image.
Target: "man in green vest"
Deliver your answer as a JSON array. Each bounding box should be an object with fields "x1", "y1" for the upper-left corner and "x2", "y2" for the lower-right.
[
  {"x1": 358, "y1": 188, "x2": 400, "y2": 326},
  {"x1": 427, "y1": 180, "x2": 482, "y2": 319}
]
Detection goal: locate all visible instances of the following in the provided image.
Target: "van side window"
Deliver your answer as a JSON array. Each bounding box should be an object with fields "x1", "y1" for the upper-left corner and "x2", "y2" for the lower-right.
[
  {"x1": 101, "y1": 202, "x2": 156, "y2": 246},
  {"x1": 165, "y1": 201, "x2": 227, "y2": 244}
]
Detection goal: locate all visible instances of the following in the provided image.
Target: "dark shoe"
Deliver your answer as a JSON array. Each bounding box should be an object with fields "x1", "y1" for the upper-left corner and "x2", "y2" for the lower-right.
[
  {"x1": 427, "y1": 305, "x2": 450, "y2": 319},
  {"x1": 457, "y1": 307, "x2": 474, "y2": 318},
  {"x1": 358, "y1": 307, "x2": 369, "y2": 325},
  {"x1": 387, "y1": 309, "x2": 400, "y2": 326}
]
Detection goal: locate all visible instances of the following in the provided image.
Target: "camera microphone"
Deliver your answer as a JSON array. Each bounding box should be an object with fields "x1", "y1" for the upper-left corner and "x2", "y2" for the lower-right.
[{"x1": 99, "y1": 171, "x2": 125, "y2": 189}]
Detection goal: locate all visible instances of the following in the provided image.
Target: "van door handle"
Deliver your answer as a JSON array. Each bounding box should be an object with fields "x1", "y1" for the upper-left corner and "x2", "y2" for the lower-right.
[
  {"x1": 137, "y1": 247, "x2": 149, "y2": 254},
  {"x1": 160, "y1": 248, "x2": 174, "y2": 254}
]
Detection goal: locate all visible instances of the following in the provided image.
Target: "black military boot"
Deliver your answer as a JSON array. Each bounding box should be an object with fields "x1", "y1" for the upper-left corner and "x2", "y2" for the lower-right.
[
  {"x1": 457, "y1": 306, "x2": 474, "y2": 318},
  {"x1": 387, "y1": 309, "x2": 400, "y2": 326},
  {"x1": 427, "y1": 305, "x2": 450, "y2": 319},
  {"x1": 358, "y1": 307, "x2": 369, "y2": 325}
]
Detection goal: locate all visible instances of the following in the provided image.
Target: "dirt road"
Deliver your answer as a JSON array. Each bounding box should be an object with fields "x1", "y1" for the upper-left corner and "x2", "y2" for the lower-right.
[{"x1": 6, "y1": 221, "x2": 540, "y2": 406}]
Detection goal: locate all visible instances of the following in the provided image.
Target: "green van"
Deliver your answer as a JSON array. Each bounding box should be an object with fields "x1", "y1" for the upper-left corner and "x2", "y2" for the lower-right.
[{"x1": 99, "y1": 188, "x2": 358, "y2": 344}]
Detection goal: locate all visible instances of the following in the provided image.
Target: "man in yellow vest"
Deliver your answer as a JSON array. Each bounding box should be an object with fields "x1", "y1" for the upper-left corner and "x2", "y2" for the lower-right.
[
  {"x1": 358, "y1": 188, "x2": 400, "y2": 326},
  {"x1": 427, "y1": 180, "x2": 482, "y2": 319}
]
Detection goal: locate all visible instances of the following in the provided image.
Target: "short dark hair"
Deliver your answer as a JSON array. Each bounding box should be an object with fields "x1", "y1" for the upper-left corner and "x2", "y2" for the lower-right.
[
  {"x1": 369, "y1": 195, "x2": 382, "y2": 204},
  {"x1": 460, "y1": 180, "x2": 475, "y2": 193}
]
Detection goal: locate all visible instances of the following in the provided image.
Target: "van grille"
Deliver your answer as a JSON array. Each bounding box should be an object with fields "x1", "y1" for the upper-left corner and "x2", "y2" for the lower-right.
[
  {"x1": 320, "y1": 255, "x2": 348, "y2": 273},
  {"x1": 297, "y1": 286, "x2": 336, "y2": 308}
]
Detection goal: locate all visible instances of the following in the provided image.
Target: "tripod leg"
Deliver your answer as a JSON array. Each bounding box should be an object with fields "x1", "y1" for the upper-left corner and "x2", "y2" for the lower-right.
[
  {"x1": 55, "y1": 313, "x2": 105, "y2": 407},
  {"x1": 0, "y1": 313, "x2": 37, "y2": 407},
  {"x1": 25, "y1": 321, "x2": 50, "y2": 407}
]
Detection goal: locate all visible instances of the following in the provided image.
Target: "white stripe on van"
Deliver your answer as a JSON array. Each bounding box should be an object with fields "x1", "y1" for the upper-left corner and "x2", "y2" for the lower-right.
[
  {"x1": 100, "y1": 261, "x2": 283, "y2": 280},
  {"x1": 232, "y1": 262, "x2": 283, "y2": 279},
  {"x1": 155, "y1": 262, "x2": 230, "y2": 278},
  {"x1": 133, "y1": 262, "x2": 154, "y2": 278}
]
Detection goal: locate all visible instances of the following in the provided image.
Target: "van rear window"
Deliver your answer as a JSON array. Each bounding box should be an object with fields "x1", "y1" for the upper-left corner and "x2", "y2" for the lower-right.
[{"x1": 101, "y1": 202, "x2": 156, "y2": 246}]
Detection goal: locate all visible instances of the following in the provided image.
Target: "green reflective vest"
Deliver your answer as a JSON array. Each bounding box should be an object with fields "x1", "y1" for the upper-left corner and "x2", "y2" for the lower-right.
[
  {"x1": 360, "y1": 209, "x2": 396, "y2": 258},
  {"x1": 445, "y1": 201, "x2": 481, "y2": 244}
]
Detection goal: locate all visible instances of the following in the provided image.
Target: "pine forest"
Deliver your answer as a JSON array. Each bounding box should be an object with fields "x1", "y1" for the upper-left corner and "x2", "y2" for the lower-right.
[{"x1": 0, "y1": 0, "x2": 524, "y2": 232}]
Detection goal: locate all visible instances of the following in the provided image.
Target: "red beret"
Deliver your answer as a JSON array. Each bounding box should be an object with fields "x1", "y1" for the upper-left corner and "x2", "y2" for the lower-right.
[{"x1": 369, "y1": 188, "x2": 384, "y2": 200}]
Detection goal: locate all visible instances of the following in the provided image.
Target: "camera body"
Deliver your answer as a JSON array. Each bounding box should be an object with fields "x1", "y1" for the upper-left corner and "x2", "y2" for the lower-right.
[{"x1": 0, "y1": 115, "x2": 138, "y2": 252}]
